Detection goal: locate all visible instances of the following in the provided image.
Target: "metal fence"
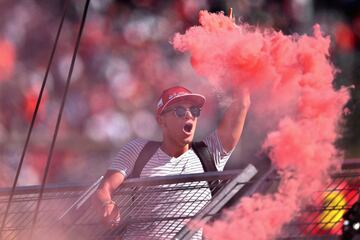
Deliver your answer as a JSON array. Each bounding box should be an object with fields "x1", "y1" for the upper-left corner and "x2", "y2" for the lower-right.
[
  {"x1": 278, "y1": 161, "x2": 360, "y2": 239},
  {"x1": 2, "y1": 161, "x2": 360, "y2": 240},
  {"x1": 0, "y1": 165, "x2": 257, "y2": 240}
]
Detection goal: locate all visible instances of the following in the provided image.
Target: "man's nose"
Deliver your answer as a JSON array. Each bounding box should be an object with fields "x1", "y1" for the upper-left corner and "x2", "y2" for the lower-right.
[{"x1": 184, "y1": 110, "x2": 193, "y2": 120}]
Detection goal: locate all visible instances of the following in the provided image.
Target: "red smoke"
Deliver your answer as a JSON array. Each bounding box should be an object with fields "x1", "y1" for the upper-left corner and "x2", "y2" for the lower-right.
[{"x1": 173, "y1": 11, "x2": 349, "y2": 239}]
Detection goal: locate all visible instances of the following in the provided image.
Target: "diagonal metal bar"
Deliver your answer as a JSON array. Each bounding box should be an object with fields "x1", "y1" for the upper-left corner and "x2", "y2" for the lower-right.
[
  {"x1": 174, "y1": 164, "x2": 258, "y2": 240},
  {"x1": 29, "y1": 0, "x2": 91, "y2": 238},
  {"x1": 58, "y1": 176, "x2": 103, "y2": 221}
]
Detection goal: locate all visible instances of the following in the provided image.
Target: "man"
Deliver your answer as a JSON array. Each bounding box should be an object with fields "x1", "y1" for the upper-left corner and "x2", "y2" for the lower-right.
[{"x1": 94, "y1": 85, "x2": 250, "y2": 238}]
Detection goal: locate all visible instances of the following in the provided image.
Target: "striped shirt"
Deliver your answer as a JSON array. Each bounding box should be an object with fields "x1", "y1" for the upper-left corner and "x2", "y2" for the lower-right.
[
  {"x1": 109, "y1": 131, "x2": 232, "y2": 177},
  {"x1": 109, "y1": 131, "x2": 233, "y2": 239}
]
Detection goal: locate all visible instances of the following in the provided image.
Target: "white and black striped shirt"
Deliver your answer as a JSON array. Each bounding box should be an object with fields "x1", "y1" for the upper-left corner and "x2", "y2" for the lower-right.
[
  {"x1": 109, "y1": 131, "x2": 232, "y2": 177},
  {"x1": 108, "y1": 131, "x2": 233, "y2": 239}
]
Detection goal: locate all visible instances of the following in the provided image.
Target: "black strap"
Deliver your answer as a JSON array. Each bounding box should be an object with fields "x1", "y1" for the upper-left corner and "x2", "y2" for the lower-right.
[
  {"x1": 129, "y1": 141, "x2": 218, "y2": 184},
  {"x1": 128, "y1": 141, "x2": 161, "y2": 178},
  {"x1": 192, "y1": 141, "x2": 221, "y2": 197},
  {"x1": 191, "y1": 141, "x2": 217, "y2": 172}
]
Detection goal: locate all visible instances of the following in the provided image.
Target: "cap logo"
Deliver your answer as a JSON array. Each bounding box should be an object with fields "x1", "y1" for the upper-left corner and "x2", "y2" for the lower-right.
[{"x1": 157, "y1": 99, "x2": 163, "y2": 108}]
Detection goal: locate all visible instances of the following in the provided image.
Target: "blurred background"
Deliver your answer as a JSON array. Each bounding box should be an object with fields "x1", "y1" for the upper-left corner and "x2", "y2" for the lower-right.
[{"x1": 0, "y1": 0, "x2": 358, "y2": 187}]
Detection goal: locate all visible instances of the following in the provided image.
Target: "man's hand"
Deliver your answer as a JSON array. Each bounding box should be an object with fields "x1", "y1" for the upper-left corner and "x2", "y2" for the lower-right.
[
  {"x1": 93, "y1": 197, "x2": 121, "y2": 227},
  {"x1": 92, "y1": 170, "x2": 125, "y2": 227},
  {"x1": 102, "y1": 200, "x2": 121, "y2": 227}
]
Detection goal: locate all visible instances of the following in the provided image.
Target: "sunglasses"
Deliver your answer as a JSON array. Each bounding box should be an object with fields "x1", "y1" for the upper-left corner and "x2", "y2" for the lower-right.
[{"x1": 163, "y1": 106, "x2": 201, "y2": 118}]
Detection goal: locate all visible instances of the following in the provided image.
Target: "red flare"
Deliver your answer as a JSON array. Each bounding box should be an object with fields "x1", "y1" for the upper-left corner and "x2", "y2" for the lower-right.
[{"x1": 173, "y1": 10, "x2": 349, "y2": 239}]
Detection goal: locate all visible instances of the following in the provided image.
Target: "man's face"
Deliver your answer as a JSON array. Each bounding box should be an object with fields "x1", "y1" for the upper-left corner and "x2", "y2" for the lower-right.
[{"x1": 158, "y1": 100, "x2": 200, "y2": 146}]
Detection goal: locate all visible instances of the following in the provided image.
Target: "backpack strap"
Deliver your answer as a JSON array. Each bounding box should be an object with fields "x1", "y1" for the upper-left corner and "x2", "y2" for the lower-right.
[
  {"x1": 129, "y1": 140, "x2": 218, "y2": 176},
  {"x1": 192, "y1": 141, "x2": 220, "y2": 197},
  {"x1": 128, "y1": 141, "x2": 161, "y2": 178},
  {"x1": 191, "y1": 141, "x2": 217, "y2": 172}
]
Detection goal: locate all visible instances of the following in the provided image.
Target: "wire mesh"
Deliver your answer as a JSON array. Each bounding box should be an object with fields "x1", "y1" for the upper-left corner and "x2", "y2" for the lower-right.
[
  {"x1": 0, "y1": 166, "x2": 257, "y2": 240},
  {"x1": 0, "y1": 187, "x2": 83, "y2": 240},
  {"x1": 3, "y1": 164, "x2": 358, "y2": 240},
  {"x1": 279, "y1": 171, "x2": 360, "y2": 239}
]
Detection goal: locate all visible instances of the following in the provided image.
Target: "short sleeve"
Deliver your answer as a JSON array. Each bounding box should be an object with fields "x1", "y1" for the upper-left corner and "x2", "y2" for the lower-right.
[
  {"x1": 202, "y1": 131, "x2": 234, "y2": 171},
  {"x1": 108, "y1": 138, "x2": 147, "y2": 178}
]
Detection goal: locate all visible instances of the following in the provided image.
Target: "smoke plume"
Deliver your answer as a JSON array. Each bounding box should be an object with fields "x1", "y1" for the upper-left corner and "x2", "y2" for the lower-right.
[{"x1": 173, "y1": 10, "x2": 349, "y2": 239}]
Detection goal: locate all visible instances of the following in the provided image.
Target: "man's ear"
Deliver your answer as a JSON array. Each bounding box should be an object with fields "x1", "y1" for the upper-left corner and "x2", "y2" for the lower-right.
[{"x1": 156, "y1": 114, "x2": 165, "y2": 128}]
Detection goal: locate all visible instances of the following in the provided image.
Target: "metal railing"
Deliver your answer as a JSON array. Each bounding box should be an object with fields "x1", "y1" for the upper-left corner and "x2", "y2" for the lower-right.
[
  {"x1": 0, "y1": 165, "x2": 258, "y2": 240},
  {"x1": 2, "y1": 159, "x2": 360, "y2": 240}
]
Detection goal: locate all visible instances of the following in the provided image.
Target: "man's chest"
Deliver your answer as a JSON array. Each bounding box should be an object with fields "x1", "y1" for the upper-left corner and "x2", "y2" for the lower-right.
[{"x1": 140, "y1": 149, "x2": 204, "y2": 177}]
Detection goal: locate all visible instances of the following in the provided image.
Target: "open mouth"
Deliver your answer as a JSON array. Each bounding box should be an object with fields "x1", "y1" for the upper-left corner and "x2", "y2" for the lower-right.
[{"x1": 183, "y1": 123, "x2": 193, "y2": 133}]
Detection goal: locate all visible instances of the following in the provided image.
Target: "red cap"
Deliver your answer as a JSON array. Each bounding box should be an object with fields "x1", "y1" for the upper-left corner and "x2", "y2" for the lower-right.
[{"x1": 156, "y1": 86, "x2": 206, "y2": 115}]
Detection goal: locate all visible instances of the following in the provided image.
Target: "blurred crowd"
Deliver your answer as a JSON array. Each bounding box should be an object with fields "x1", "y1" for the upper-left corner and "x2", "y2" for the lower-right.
[{"x1": 0, "y1": 0, "x2": 359, "y2": 187}]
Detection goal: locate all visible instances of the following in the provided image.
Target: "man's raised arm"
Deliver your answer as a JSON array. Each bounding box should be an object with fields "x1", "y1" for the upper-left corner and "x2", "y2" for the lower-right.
[{"x1": 217, "y1": 88, "x2": 251, "y2": 153}]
